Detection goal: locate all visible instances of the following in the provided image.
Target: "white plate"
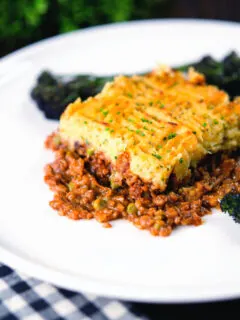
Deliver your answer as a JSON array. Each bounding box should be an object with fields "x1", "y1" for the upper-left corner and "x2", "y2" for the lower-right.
[{"x1": 1, "y1": 19, "x2": 240, "y2": 303}]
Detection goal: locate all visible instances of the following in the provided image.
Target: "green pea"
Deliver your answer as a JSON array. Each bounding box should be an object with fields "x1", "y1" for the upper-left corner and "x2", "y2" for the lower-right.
[
  {"x1": 92, "y1": 198, "x2": 107, "y2": 210},
  {"x1": 127, "y1": 203, "x2": 137, "y2": 215}
]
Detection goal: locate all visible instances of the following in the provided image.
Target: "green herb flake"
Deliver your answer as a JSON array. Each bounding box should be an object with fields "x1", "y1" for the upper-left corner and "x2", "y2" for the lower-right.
[
  {"x1": 126, "y1": 92, "x2": 133, "y2": 98},
  {"x1": 102, "y1": 110, "x2": 109, "y2": 116},
  {"x1": 141, "y1": 118, "x2": 152, "y2": 124},
  {"x1": 192, "y1": 131, "x2": 197, "y2": 134},
  {"x1": 143, "y1": 126, "x2": 149, "y2": 131},
  {"x1": 128, "y1": 118, "x2": 135, "y2": 123},
  {"x1": 167, "y1": 133, "x2": 177, "y2": 140},
  {"x1": 202, "y1": 122, "x2": 207, "y2": 127},
  {"x1": 156, "y1": 145, "x2": 162, "y2": 150},
  {"x1": 169, "y1": 82, "x2": 178, "y2": 88},
  {"x1": 213, "y1": 119, "x2": 219, "y2": 125},
  {"x1": 109, "y1": 119, "x2": 113, "y2": 123},
  {"x1": 116, "y1": 111, "x2": 121, "y2": 115},
  {"x1": 149, "y1": 101, "x2": 153, "y2": 106},
  {"x1": 84, "y1": 121, "x2": 88, "y2": 124},
  {"x1": 136, "y1": 130, "x2": 145, "y2": 137},
  {"x1": 179, "y1": 158, "x2": 184, "y2": 164},
  {"x1": 152, "y1": 153, "x2": 162, "y2": 160}
]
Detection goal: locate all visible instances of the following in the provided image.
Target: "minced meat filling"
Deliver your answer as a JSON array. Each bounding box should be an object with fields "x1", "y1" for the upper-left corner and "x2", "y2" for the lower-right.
[{"x1": 44, "y1": 133, "x2": 240, "y2": 236}]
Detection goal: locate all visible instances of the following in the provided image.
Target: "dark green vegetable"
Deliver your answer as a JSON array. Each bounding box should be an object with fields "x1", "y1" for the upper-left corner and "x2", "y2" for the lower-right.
[
  {"x1": 31, "y1": 51, "x2": 240, "y2": 120},
  {"x1": 31, "y1": 71, "x2": 113, "y2": 119},
  {"x1": 178, "y1": 51, "x2": 240, "y2": 98},
  {"x1": 220, "y1": 193, "x2": 240, "y2": 224}
]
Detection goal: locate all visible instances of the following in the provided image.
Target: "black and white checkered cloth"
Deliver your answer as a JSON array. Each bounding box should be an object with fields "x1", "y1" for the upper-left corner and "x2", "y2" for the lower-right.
[
  {"x1": 0, "y1": 264, "x2": 147, "y2": 320},
  {"x1": 2, "y1": 263, "x2": 240, "y2": 320}
]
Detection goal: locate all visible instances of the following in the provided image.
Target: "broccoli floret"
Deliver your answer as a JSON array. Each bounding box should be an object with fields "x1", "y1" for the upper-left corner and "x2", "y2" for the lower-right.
[{"x1": 220, "y1": 193, "x2": 240, "y2": 223}]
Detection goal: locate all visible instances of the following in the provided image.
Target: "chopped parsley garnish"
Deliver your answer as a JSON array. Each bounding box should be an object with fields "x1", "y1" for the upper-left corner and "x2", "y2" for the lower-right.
[
  {"x1": 149, "y1": 101, "x2": 153, "y2": 106},
  {"x1": 213, "y1": 119, "x2": 219, "y2": 125},
  {"x1": 105, "y1": 127, "x2": 114, "y2": 133},
  {"x1": 128, "y1": 118, "x2": 135, "y2": 123},
  {"x1": 156, "y1": 145, "x2": 162, "y2": 150},
  {"x1": 116, "y1": 111, "x2": 121, "y2": 115},
  {"x1": 109, "y1": 119, "x2": 113, "y2": 123},
  {"x1": 102, "y1": 110, "x2": 109, "y2": 116},
  {"x1": 100, "y1": 107, "x2": 108, "y2": 117},
  {"x1": 179, "y1": 158, "x2": 184, "y2": 164},
  {"x1": 192, "y1": 131, "x2": 197, "y2": 134},
  {"x1": 126, "y1": 92, "x2": 133, "y2": 98},
  {"x1": 159, "y1": 103, "x2": 165, "y2": 109},
  {"x1": 136, "y1": 129, "x2": 145, "y2": 136},
  {"x1": 143, "y1": 126, "x2": 149, "y2": 131},
  {"x1": 202, "y1": 122, "x2": 207, "y2": 127},
  {"x1": 141, "y1": 118, "x2": 152, "y2": 124},
  {"x1": 167, "y1": 133, "x2": 177, "y2": 140},
  {"x1": 84, "y1": 121, "x2": 88, "y2": 124},
  {"x1": 152, "y1": 153, "x2": 162, "y2": 160},
  {"x1": 169, "y1": 82, "x2": 178, "y2": 88}
]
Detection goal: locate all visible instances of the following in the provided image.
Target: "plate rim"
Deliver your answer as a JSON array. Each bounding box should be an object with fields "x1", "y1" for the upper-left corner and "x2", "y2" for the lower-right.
[
  {"x1": 1, "y1": 18, "x2": 240, "y2": 66},
  {"x1": 1, "y1": 18, "x2": 240, "y2": 303}
]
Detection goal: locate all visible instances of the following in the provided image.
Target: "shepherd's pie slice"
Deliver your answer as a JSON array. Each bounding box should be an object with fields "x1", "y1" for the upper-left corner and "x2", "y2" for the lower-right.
[{"x1": 59, "y1": 67, "x2": 240, "y2": 191}]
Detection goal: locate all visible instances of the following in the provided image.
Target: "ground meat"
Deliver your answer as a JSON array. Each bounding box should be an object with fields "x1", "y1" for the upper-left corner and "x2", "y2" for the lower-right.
[{"x1": 44, "y1": 133, "x2": 240, "y2": 236}]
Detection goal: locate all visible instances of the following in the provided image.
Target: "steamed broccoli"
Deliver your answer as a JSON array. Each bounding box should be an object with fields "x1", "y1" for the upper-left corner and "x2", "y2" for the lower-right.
[{"x1": 220, "y1": 193, "x2": 240, "y2": 223}]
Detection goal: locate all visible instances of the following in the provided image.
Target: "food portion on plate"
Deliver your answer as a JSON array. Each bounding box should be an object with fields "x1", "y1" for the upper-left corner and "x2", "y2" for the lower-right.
[
  {"x1": 44, "y1": 66, "x2": 240, "y2": 236},
  {"x1": 31, "y1": 51, "x2": 240, "y2": 120}
]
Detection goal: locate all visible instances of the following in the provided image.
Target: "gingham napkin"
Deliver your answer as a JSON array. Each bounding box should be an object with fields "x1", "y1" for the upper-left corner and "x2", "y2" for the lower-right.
[{"x1": 0, "y1": 264, "x2": 147, "y2": 320}]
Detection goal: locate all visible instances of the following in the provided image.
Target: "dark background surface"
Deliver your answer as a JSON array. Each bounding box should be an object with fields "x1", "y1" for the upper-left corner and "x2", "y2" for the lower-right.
[
  {"x1": 1, "y1": 0, "x2": 240, "y2": 57},
  {"x1": 135, "y1": 298, "x2": 240, "y2": 319}
]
